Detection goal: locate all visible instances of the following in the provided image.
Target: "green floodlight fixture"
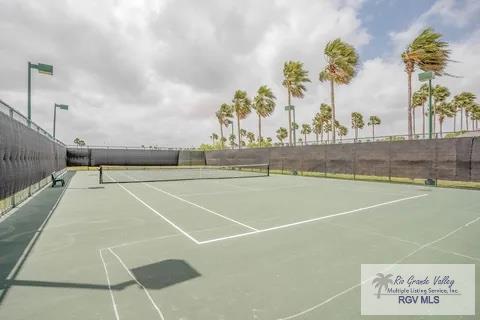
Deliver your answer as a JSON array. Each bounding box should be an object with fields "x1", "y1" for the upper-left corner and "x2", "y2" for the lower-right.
[
  {"x1": 418, "y1": 71, "x2": 434, "y2": 139},
  {"x1": 53, "y1": 103, "x2": 69, "y2": 139},
  {"x1": 27, "y1": 62, "x2": 54, "y2": 125}
]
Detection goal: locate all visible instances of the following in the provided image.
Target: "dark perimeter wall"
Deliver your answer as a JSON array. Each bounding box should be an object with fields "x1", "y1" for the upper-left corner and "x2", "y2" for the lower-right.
[
  {"x1": 67, "y1": 148, "x2": 205, "y2": 166},
  {"x1": 0, "y1": 112, "x2": 66, "y2": 200},
  {"x1": 205, "y1": 137, "x2": 480, "y2": 182}
]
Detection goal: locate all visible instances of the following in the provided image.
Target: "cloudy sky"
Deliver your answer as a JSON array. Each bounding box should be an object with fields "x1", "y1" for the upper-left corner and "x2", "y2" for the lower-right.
[{"x1": 1, "y1": 0, "x2": 479, "y2": 147}]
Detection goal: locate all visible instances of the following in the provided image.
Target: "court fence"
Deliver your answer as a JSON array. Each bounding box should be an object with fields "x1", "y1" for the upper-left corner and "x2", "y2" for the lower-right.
[
  {"x1": 0, "y1": 99, "x2": 66, "y2": 215},
  {"x1": 205, "y1": 137, "x2": 480, "y2": 184}
]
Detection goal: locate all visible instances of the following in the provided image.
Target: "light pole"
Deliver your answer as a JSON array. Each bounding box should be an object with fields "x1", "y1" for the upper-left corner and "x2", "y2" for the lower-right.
[
  {"x1": 53, "y1": 104, "x2": 69, "y2": 138},
  {"x1": 28, "y1": 62, "x2": 53, "y2": 126},
  {"x1": 226, "y1": 120, "x2": 234, "y2": 149},
  {"x1": 285, "y1": 105, "x2": 296, "y2": 146},
  {"x1": 418, "y1": 71, "x2": 434, "y2": 139}
]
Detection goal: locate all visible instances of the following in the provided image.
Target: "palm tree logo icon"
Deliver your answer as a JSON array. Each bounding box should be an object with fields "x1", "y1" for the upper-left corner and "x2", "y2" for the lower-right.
[{"x1": 373, "y1": 273, "x2": 394, "y2": 299}]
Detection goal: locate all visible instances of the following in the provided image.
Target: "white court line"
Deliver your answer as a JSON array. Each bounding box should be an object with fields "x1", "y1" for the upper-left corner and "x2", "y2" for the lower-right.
[
  {"x1": 144, "y1": 183, "x2": 258, "y2": 231},
  {"x1": 325, "y1": 220, "x2": 480, "y2": 262},
  {"x1": 112, "y1": 176, "x2": 428, "y2": 246},
  {"x1": 108, "y1": 248, "x2": 165, "y2": 320},
  {"x1": 119, "y1": 171, "x2": 257, "y2": 232},
  {"x1": 198, "y1": 194, "x2": 429, "y2": 245},
  {"x1": 98, "y1": 249, "x2": 120, "y2": 320},
  {"x1": 176, "y1": 183, "x2": 311, "y2": 197},
  {"x1": 276, "y1": 213, "x2": 480, "y2": 319},
  {"x1": 106, "y1": 233, "x2": 181, "y2": 250},
  {"x1": 112, "y1": 180, "x2": 201, "y2": 245}
]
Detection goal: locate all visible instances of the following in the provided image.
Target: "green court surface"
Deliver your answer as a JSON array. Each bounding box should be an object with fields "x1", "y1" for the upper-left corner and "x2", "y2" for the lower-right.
[{"x1": 0, "y1": 170, "x2": 479, "y2": 319}]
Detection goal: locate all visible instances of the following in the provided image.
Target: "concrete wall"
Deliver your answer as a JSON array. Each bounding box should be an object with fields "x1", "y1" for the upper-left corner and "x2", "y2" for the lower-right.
[{"x1": 206, "y1": 137, "x2": 480, "y2": 182}]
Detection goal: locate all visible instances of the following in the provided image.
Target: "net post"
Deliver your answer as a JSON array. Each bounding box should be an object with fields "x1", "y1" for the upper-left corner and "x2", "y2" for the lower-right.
[
  {"x1": 267, "y1": 164, "x2": 270, "y2": 176},
  {"x1": 99, "y1": 166, "x2": 103, "y2": 184}
]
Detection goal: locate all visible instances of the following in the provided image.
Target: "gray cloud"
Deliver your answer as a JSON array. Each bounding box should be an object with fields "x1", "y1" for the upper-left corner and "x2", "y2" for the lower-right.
[{"x1": 1, "y1": 0, "x2": 477, "y2": 147}]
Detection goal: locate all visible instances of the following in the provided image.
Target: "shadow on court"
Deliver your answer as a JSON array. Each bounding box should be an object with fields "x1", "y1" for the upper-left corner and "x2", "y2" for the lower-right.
[
  {"x1": 0, "y1": 171, "x2": 75, "y2": 305},
  {"x1": 2, "y1": 259, "x2": 200, "y2": 292}
]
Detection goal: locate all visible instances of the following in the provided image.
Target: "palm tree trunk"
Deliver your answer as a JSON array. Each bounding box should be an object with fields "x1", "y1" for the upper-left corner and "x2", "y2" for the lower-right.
[
  {"x1": 407, "y1": 70, "x2": 413, "y2": 139},
  {"x1": 453, "y1": 113, "x2": 456, "y2": 132},
  {"x1": 287, "y1": 89, "x2": 292, "y2": 146},
  {"x1": 304, "y1": 133, "x2": 307, "y2": 145},
  {"x1": 315, "y1": 132, "x2": 319, "y2": 144},
  {"x1": 466, "y1": 111, "x2": 470, "y2": 131},
  {"x1": 433, "y1": 102, "x2": 437, "y2": 136},
  {"x1": 219, "y1": 121, "x2": 224, "y2": 149},
  {"x1": 372, "y1": 124, "x2": 375, "y2": 140},
  {"x1": 355, "y1": 127, "x2": 358, "y2": 141},
  {"x1": 460, "y1": 109, "x2": 464, "y2": 131},
  {"x1": 422, "y1": 103, "x2": 425, "y2": 138},
  {"x1": 237, "y1": 116, "x2": 241, "y2": 149},
  {"x1": 330, "y1": 79, "x2": 336, "y2": 143},
  {"x1": 258, "y1": 114, "x2": 262, "y2": 141},
  {"x1": 412, "y1": 107, "x2": 416, "y2": 136},
  {"x1": 440, "y1": 119, "x2": 443, "y2": 138},
  {"x1": 321, "y1": 128, "x2": 324, "y2": 143}
]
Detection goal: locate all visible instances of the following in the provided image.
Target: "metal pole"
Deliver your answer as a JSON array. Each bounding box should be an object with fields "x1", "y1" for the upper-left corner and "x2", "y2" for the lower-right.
[
  {"x1": 53, "y1": 104, "x2": 57, "y2": 138},
  {"x1": 27, "y1": 62, "x2": 32, "y2": 126},
  {"x1": 292, "y1": 106, "x2": 296, "y2": 146},
  {"x1": 428, "y1": 79, "x2": 433, "y2": 139}
]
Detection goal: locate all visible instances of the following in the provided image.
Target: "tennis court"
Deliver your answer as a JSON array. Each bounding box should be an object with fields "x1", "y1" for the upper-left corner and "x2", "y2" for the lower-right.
[{"x1": 0, "y1": 168, "x2": 479, "y2": 319}]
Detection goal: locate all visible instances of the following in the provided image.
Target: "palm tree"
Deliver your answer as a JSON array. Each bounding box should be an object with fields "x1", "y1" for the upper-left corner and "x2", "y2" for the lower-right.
[
  {"x1": 437, "y1": 101, "x2": 455, "y2": 137},
  {"x1": 319, "y1": 39, "x2": 359, "y2": 143},
  {"x1": 210, "y1": 133, "x2": 218, "y2": 144},
  {"x1": 282, "y1": 61, "x2": 311, "y2": 145},
  {"x1": 411, "y1": 92, "x2": 424, "y2": 136},
  {"x1": 232, "y1": 90, "x2": 252, "y2": 149},
  {"x1": 228, "y1": 134, "x2": 236, "y2": 149},
  {"x1": 319, "y1": 103, "x2": 332, "y2": 143},
  {"x1": 253, "y1": 85, "x2": 276, "y2": 141},
  {"x1": 452, "y1": 92, "x2": 476, "y2": 131},
  {"x1": 417, "y1": 84, "x2": 429, "y2": 137},
  {"x1": 351, "y1": 112, "x2": 365, "y2": 141},
  {"x1": 301, "y1": 124, "x2": 312, "y2": 145},
  {"x1": 402, "y1": 27, "x2": 450, "y2": 138},
  {"x1": 373, "y1": 273, "x2": 394, "y2": 299},
  {"x1": 464, "y1": 95, "x2": 478, "y2": 131},
  {"x1": 246, "y1": 131, "x2": 256, "y2": 144},
  {"x1": 324, "y1": 122, "x2": 332, "y2": 143},
  {"x1": 367, "y1": 116, "x2": 381, "y2": 140},
  {"x1": 337, "y1": 125, "x2": 348, "y2": 141},
  {"x1": 312, "y1": 113, "x2": 322, "y2": 144},
  {"x1": 276, "y1": 127, "x2": 288, "y2": 145},
  {"x1": 432, "y1": 85, "x2": 450, "y2": 135},
  {"x1": 215, "y1": 103, "x2": 233, "y2": 148},
  {"x1": 471, "y1": 103, "x2": 480, "y2": 130}
]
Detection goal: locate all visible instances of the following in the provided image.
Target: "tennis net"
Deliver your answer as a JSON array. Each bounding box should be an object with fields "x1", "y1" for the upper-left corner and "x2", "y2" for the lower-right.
[{"x1": 99, "y1": 163, "x2": 270, "y2": 184}]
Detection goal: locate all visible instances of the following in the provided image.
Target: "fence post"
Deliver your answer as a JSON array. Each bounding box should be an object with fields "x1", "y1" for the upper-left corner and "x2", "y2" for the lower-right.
[
  {"x1": 353, "y1": 142, "x2": 356, "y2": 180},
  {"x1": 388, "y1": 137, "x2": 392, "y2": 182},
  {"x1": 324, "y1": 143, "x2": 327, "y2": 177}
]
